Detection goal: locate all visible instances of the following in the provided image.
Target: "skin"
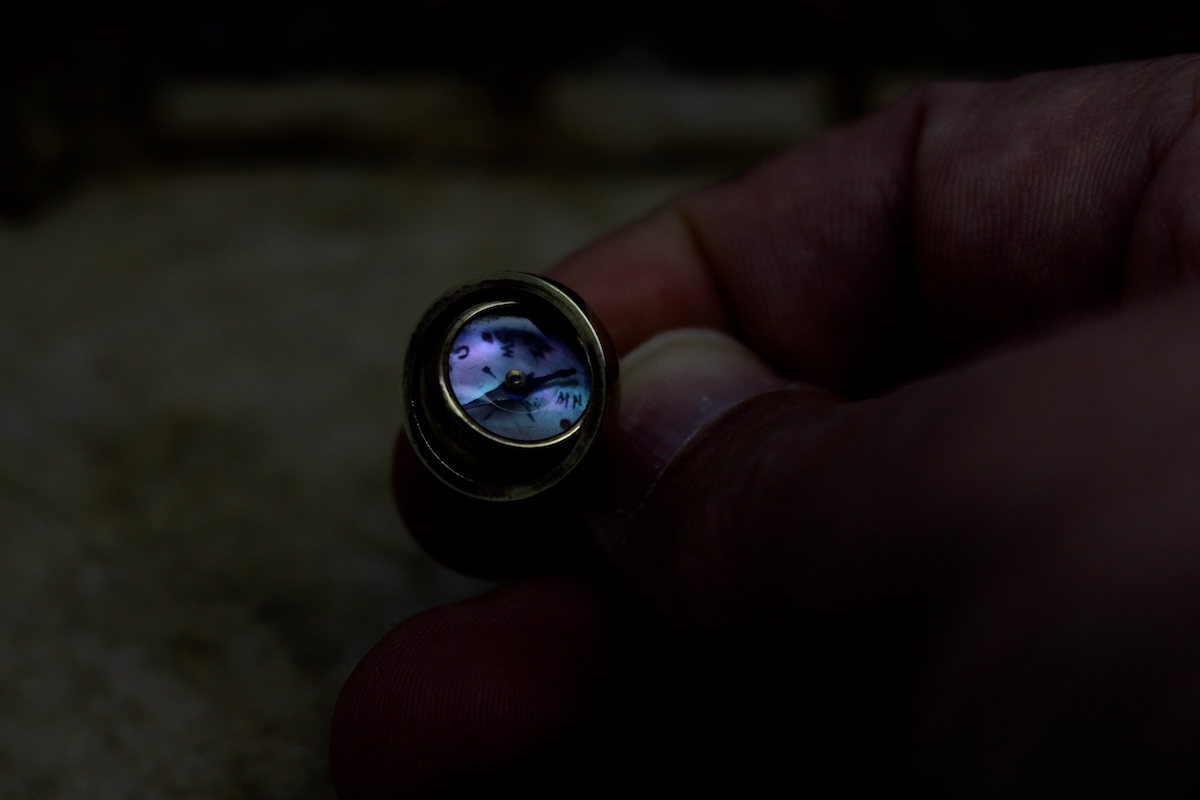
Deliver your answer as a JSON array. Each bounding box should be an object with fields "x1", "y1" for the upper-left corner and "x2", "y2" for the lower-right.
[{"x1": 332, "y1": 56, "x2": 1200, "y2": 796}]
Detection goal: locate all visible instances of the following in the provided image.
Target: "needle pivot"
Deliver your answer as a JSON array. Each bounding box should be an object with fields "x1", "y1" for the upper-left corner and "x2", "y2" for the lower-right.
[{"x1": 505, "y1": 369, "x2": 527, "y2": 392}]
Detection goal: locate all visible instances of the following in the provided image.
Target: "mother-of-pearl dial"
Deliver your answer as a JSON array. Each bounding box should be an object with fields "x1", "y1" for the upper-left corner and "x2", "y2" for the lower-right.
[{"x1": 445, "y1": 312, "x2": 591, "y2": 442}]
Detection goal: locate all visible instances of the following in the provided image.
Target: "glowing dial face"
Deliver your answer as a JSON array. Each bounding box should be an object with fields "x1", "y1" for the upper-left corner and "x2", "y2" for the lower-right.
[{"x1": 446, "y1": 312, "x2": 591, "y2": 442}]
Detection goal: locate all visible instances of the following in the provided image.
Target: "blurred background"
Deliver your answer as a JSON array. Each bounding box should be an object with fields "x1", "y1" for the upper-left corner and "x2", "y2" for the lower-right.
[{"x1": 1, "y1": 3, "x2": 1197, "y2": 797}]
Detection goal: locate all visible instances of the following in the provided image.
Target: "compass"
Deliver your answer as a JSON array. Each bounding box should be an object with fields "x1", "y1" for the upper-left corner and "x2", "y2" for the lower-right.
[{"x1": 402, "y1": 273, "x2": 618, "y2": 501}]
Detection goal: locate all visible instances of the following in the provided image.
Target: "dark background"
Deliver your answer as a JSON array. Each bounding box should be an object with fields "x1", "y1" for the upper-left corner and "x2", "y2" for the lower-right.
[{"x1": 5, "y1": 1, "x2": 1198, "y2": 220}]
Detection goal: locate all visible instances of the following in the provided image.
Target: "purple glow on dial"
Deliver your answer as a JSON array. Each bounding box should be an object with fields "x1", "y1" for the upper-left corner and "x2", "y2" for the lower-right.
[{"x1": 447, "y1": 312, "x2": 590, "y2": 441}]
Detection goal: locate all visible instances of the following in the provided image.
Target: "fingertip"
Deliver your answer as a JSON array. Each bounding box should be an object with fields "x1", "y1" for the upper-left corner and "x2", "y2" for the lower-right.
[
  {"x1": 330, "y1": 575, "x2": 619, "y2": 799},
  {"x1": 590, "y1": 387, "x2": 845, "y2": 636},
  {"x1": 598, "y1": 328, "x2": 792, "y2": 514}
]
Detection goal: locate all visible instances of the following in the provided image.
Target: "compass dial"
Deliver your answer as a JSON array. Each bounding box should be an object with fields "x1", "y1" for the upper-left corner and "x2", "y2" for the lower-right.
[
  {"x1": 446, "y1": 313, "x2": 591, "y2": 442},
  {"x1": 403, "y1": 272, "x2": 616, "y2": 502}
]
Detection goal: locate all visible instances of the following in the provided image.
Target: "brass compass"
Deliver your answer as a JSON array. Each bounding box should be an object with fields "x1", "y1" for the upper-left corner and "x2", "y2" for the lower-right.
[{"x1": 402, "y1": 273, "x2": 618, "y2": 501}]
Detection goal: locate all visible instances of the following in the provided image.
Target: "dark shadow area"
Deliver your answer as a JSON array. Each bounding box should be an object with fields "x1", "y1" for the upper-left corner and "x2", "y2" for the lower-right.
[{"x1": 3, "y1": 1, "x2": 1198, "y2": 220}]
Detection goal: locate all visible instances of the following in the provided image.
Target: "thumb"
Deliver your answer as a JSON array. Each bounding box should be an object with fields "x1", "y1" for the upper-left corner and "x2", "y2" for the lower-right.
[
  {"x1": 586, "y1": 328, "x2": 912, "y2": 787},
  {"x1": 600, "y1": 328, "x2": 795, "y2": 513},
  {"x1": 590, "y1": 329, "x2": 846, "y2": 631}
]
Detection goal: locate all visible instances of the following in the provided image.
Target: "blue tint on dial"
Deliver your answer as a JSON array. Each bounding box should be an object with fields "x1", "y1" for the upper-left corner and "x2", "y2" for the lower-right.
[{"x1": 447, "y1": 313, "x2": 591, "y2": 442}]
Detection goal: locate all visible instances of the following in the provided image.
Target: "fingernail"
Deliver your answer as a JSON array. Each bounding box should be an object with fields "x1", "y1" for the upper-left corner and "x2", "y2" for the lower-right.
[{"x1": 604, "y1": 328, "x2": 787, "y2": 512}]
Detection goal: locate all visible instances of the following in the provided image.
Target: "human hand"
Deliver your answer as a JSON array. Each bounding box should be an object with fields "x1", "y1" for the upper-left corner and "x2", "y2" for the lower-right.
[{"x1": 333, "y1": 56, "x2": 1200, "y2": 797}]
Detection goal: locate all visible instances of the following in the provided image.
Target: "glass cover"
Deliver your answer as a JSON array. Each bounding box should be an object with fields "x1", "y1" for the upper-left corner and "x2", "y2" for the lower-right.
[{"x1": 446, "y1": 312, "x2": 591, "y2": 442}]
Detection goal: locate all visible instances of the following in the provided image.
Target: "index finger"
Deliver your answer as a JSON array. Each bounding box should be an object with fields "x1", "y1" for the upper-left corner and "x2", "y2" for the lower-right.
[{"x1": 552, "y1": 56, "x2": 1200, "y2": 395}]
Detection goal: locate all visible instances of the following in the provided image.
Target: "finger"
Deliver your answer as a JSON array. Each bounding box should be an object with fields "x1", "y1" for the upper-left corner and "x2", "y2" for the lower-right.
[
  {"x1": 553, "y1": 56, "x2": 1200, "y2": 393},
  {"x1": 329, "y1": 572, "x2": 791, "y2": 797},
  {"x1": 598, "y1": 328, "x2": 802, "y2": 512},
  {"x1": 590, "y1": 289, "x2": 1200, "y2": 793},
  {"x1": 330, "y1": 575, "x2": 621, "y2": 799}
]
